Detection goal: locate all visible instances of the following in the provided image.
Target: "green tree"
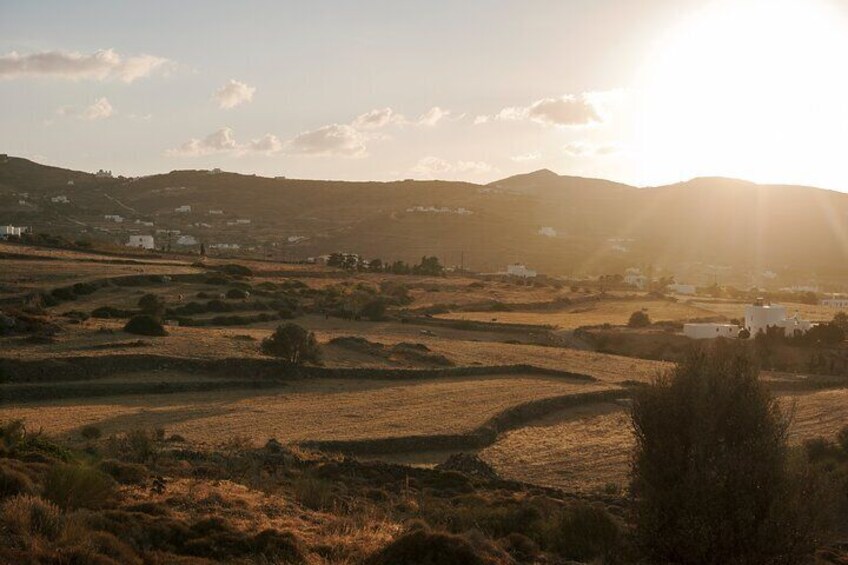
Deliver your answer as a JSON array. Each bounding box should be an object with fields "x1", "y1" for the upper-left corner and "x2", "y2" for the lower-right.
[
  {"x1": 627, "y1": 310, "x2": 651, "y2": 328},
  {"x1": 630, "y1": 342, "x2": 826, "y2": 563}
]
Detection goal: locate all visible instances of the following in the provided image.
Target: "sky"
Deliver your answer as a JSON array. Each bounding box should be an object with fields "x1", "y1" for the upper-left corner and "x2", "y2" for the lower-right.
[{"x1": 2, "y1": 0, "x2": 848, "y2": 189}]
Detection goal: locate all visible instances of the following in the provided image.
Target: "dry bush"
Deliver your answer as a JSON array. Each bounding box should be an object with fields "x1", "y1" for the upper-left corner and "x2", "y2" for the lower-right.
[
  {"x1": 124, "y1": 315, "x2": 167, "y2": 337},
  {"x1": 0, "y1": 463, "x2": 35, "y2": 499},
  {"x1": 366, "y1": 525, "x2": 504, "y2": 565},
  {"x1": 99, "y1": 459, "x2": 149, "y2": 485},
  {"x1": 43, "y1": 464, "x2": 116, "y2": 510},
  {"x1": 1, "y1": 494, "x2": 63, "y2": 540}
]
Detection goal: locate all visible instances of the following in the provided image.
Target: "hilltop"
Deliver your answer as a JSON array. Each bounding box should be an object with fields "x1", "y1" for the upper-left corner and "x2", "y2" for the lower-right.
[{"x1": 3, "y1": 156, "x2": 848, "y2": 285}]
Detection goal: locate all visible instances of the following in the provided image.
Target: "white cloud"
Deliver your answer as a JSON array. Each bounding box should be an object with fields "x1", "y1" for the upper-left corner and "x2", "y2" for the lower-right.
[
  {"x1": 352, "y1": 107, "x2": 402, "y2": 129},
  {"x1": 511, "y1": 152, "x2": 541, "y2": 162},
  {"x1": 168, "y1": 127, "x2": 281, "y2": 157},
  {"x1": 473, "y1": 115, "x2": 490, "y2": 125},
  {"x1": 286, "y1": 123, "x2": 366, "y2": 157},
  {"x1": 411, "y1": 156, "x2": 493, "y2": 178},
  {"x1": 417, "y1": 106, "x2": 450, "y2": 126},
  {"x1": 213, "y1": 79, "x2": 256, "y2": 109},
  {"x1": 0, "y1": 49, "x2": 171, "y2": 82},
  {"x1": 493, "y1": 93, "x2": 603, "y2": 126},
  {"x1": 563, "y1": 142, "x2": 619, "y2": 157},
  {"x1": 57, "y1": 97, "x2": 114, "y2": 120}
]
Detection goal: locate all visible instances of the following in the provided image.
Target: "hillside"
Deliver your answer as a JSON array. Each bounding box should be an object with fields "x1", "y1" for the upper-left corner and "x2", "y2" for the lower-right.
[{"x1": 2, "y1": 156, "x2": 848, "y2": 285}]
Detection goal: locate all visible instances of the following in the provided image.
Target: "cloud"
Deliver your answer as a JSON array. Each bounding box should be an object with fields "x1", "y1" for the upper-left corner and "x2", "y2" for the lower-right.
[
  {"x1": 411, "y1": 156, "x2": 493, "y2": 178},
  {"x1": 286, "y1": 123, "x2": 366, "y2": 157},
  {"x1": 168, "y1": 127, "x2": 281, "y2": 157},
  {"x1": 417, "y1": 106, "x2": 450, "y2": 126},
  {"x1": 473, "y1": 115, "x2": 490, "y2": 125},
  {"x1": 352, "y1": 107, "x2": 401, "y2": 129},
  {"x1": 562, "y1": 142, "x2": 619, "y2": 157},
  {"x1": 511, "y1": 152, "x2": 541, "y2": 162},
  {"x1": 214, "y1": 79, "x2": 256, "y2": 109},
  {"x1": 0, "y1": 49, "x2": 171, "y2": 82},
  {"x1": 248, "y1": 133, "x2": 282, "y2": 154},
  {"x1": 493, "y1": 93, "x2": 603, "y2": 126},
  {"x1": 57, "y1": 97, "x2": 114, "y2": 120}
]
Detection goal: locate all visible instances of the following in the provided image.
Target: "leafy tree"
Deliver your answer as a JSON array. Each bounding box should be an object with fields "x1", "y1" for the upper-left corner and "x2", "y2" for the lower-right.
[
  {"x1": 413, "y1": 256, "x2": 444, "y2": 276},
  {"x1": 261, "y1": 323, "x2": 320, "y2": 364},
  {"x1": 627, "y1": 310, "x2": 651, "y2": 328},
  {"x1": 796, "y1": 322, "x2": 844, "y2": 346},
  {"x1": 630, "y1": 342, "x2": 827, "y2": 563}
]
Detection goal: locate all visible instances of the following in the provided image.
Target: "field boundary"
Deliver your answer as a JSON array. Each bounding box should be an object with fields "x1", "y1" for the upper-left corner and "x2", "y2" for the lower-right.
[{"x1": 300, "y1": 388, "x2": 628, "y2": 455}]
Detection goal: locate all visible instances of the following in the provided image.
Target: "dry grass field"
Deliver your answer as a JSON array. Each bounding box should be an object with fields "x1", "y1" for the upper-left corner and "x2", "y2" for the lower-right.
[
  {"x1": 0, "y1": 373, "x2": 608, "y2": 445},
  {"x1": 436, "y1": 298, "x2": 719, "y2": 328}
]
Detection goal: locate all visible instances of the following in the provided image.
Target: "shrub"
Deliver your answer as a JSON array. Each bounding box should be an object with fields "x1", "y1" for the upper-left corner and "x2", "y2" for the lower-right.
[
  {"x1": 251, "y1": 529, "x2": 308, "y2": 563},
  {"x1": 99, "y1": 459, "x2": 149, "y2": 485},
  {"x1": 627, "y1": 310, "x2": 651, "y2": 328},
  {"x1": 291, "y1": 477, "x2": 335, "y2": 510},
  {"x1": 1, "y1": 494, "x2": 62, "y2": 539},
  {"x1": 0, "y1": 464, "x2": 35, "y2": 499},
  {"x1": 630, "y1": 341, "x2": 824, "y2": 563},
  {"x1": 543, "y1": 502, "x2": 620, "y2": 561},
  {"x1": 124, "y1": 315, "x2": 167, "y2": 336},
  {"x1": 261, "y1": 323, "x2": 320, "y2": 363},
  {"x1": 80, "y1": 425, "x2": 102, "y2": 441},
  {"x1": 366, "y1": 527, "x2": 495, "y2": 565},
  {"x1": 91, "y1": 306, "x2": 134, "y2": 319},
  {"x1": 71, "y1": 282, "x2": 98, "y2": 295},
  {"x1": 220, "y1": 264, "x2": 253, "y2": 277},
  {"x1": 43, "y1": 464, "x2": 115, "y2": 510},
  {"x1": 226, "y1": 288, "x2": 249, "y2": 299},
  {"x1": 360, "y1": 298, "x2": 387, "y2": 321},
  {"x1": 137, "y1": 293, "x2": 165, "y2": 318},
  {"x1": 51, "y1": 287, "x2": 76, "y2": 301}
]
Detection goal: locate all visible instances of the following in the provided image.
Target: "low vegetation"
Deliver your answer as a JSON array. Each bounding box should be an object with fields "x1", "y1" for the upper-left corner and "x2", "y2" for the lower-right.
[{"x1": 261, "y1": 322, "x2": 320, "y2": 363}]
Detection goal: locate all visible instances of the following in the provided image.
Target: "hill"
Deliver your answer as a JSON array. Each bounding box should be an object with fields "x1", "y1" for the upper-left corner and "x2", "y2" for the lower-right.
[{"x1": 2, "y1": 156, "x2": 848, "y2": 285}]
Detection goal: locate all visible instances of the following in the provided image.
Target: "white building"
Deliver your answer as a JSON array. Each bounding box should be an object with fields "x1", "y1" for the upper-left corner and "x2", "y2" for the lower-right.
[
  {"x1": 127, "y1": 235, "x2": 154, "y2": 250},
  {"x1": 208, "y1": 209, "x2": 224, "y2": 215},
  {"x1": 175, "y1": 205, "x2": 192, "y2": 213},
  {"x1": 209, "y1": 243, "x2": 240, "y2": 250},
  {"x1": 1, "y1": 225, "x2": 24, "y2": 239},
  {"x1": 537, "y1": 226, "x2": 557, "y2": 237},
  {"x1": 95, "y1": 169, "x2": 113, "y2": 178},
  {"x1": 104, "y1": 214, "x2": 124, "y2": 223},
  {"x1": 235, "y1": 218, "x2": 251, "y2": 225},
  {"x1": 51, "y1": 195, "x2": 69, "y2": 204},
  {"x1": 176, "y1": 235, "x2": 199, "y2": 246},
  {"x1": 624, "y1": 272, "x2": 648, "y2": 289},
  {"x1": 506, "y1": 263, "x2": 537, "y2": 278},
  {"x1": 668, "y1": 283, "x2": 696, "y2": 295},
  {"x1": 821, "y1": 296, "x2": 848, "y2": 308},
  {"x1": 744, "y1": 300, "x2": 813, "y2": 337},
  {"x1": 684, "y1": 323, "x2": 740, "y2": 340}
]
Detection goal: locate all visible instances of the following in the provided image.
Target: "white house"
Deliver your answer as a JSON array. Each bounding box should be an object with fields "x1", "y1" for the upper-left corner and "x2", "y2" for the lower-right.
[
  {"x1": 821, "y1": 296, "x2": 848, "y2": 308},
  {"x1": 684, "y1": 323, "x2": 740, "y2": 340},
  {"x1": 624, "y1": 272, "x2": 648, "y2": 289},
  {"x1": 51, "y1": 195, "x2": 69, "y2": 204},
  {"x1": 176, "y1": 235, "x2": 199, "y2": 246},
  {"x1": 235, "y1": 219, "x2": 251, "y2": 225},
  {"x1": 95, "y1": 169, "x2": 113, "y2": 178},
  {"x1": 1, "y1": 225, "x2": 24, "y2": 239},
  {"x1": 744, "y1": 299, "x2": 813, "y2": 337},
  {"x1": 506, "y1": 263, "x2": 537, "y2": 278},
  {"x1": 104, "y1": 214, "x2": 124, "y2": 223},
  {"x1": 668, "y1": 283, "x2": 697, "y2": 295},
  {"x1": 209, "y1": 242, "x2": 240, "y2": 250},
  {"x1": 208, "y1": 209, "x2": 224, "y2": 215},
  {"x1": 537, "y1": 226, "x2": 557, "y2": 237},
  {"x1": 127, "y1": 235, "x2": 154, "y2": 250},
  {"x1": 175, "y1": 205, "x2": 192, "y2": 213}
]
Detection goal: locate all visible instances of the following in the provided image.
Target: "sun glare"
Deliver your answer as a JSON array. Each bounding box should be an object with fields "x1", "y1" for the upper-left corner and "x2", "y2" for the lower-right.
[{"x1": 633, "y1": 0, "x2": 848, "y2": 188}]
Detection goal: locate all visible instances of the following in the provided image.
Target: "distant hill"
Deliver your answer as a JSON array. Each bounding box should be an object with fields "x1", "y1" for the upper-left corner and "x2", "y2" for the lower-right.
[{"x1": 2, "y1": 156, "x2": 847, "y2": 285}]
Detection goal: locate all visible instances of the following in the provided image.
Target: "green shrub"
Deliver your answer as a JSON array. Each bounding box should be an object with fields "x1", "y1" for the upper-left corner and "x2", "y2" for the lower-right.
[
  {"x1": 261, "y1": 323, "x2": 320, "y2": 363},
  {"x1": 0, "y1": 464, "x2": 35, "y2": 499},
  {"x1": 124, "y1": 315, "x2": 167, "y2": 336},
  {"x1": 43, "y1": 464, "x2": 115, "y2": 510},
  {"x1": 80, "y1": 425, "x2": 102, "y2": 441}
]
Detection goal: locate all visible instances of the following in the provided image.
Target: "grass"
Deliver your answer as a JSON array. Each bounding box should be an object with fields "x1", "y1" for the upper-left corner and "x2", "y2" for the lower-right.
[{"x1": 0, "y1": 374, "x2": 608, "y2": 446}]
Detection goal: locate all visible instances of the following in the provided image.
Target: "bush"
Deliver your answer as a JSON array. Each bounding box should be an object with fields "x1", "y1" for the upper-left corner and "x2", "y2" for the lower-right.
[
  {"x1": 0, "y1": 464, "x2": 35, "y2": 499},
  {"x1": 80, "y1": 425, "x2": 102, "y2": 441},
  {"x1": 366, "y1": 527, "x2": 495, "y2": 565},
  {"x1": 137, "y1": 293, "x2": 165, "y2": 318},
  {"x1": 124, "y1": 315, "x2": 167, "y2": 337},
  {"x1": 630, "y1": 341, "x2": 824, "y2": 563},
  {"x1": 91, "y1": 305, "x2": 134, "y2": 319},
  {"x1": 99, "y1": 459, "x2": 149, "y2": 485},
  {"x1": 543, "y1": 502, "x2": 620, "y2": 561},
  {"x1": 43, "y1": 464, "x2": 115, "y2": 510},
  {"x1": 226, "y1": 288, "x2": 249, "y2": 300},
  {"x1": 627, "y1": 310, "x2": 651, "y2": 328},
  {"x1": 1, "y1": 494, "x2": 62, "y2": 540},
  {"x1": 261, "y1": 323, "x2": 320, "y2": 364},
  {"x1": 220, "y1": 264, "x2": 253, "y2": 277}
]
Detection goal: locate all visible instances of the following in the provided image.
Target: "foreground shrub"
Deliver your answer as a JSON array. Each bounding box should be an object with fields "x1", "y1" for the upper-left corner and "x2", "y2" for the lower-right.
[
  {"x1": 631, "y1": 341, "x2": 827, "y2": 563},
  {"x1": 99, "y1": 459, "x2": 149, "y2": 485},
  {"x1": 0, "y1": 464, "x2": 35, "y2": 498},
  {"x1": 43, "y1": 464, "x2": 115, "y2": 510},
  {"x1": 80, "y1": 424, "x2": 102, "y2": 441},
  {"x1": 226, "y1": 288, "x2": 249, "y2": 300},
  {"x1": 1, "y1": 494, "x2": 62, "y2": 539},
  {"x1": 261, "y1": 323, "x2": 320, "y2": 363},
  {"x1": 137, "y1": 293, "x2": 166, "y2": 318},
  {"x1": 542, "y1": 502, "x2": 620, "y2": 561},
  {"x1": 123, "y1": 315, "x2": 167, "y2": 337},
  {"x1": 366, "y1": 527, "x2": 497, "y2": 565}
]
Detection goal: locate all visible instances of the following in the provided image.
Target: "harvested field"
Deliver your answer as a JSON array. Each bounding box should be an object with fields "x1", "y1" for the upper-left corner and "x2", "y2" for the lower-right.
[
  {"x1": 0, "y1": 373, "x2": 608, "y2": 445},
  {"x1": 436, "y1": 299, "x2": 718, "y2": 329}
]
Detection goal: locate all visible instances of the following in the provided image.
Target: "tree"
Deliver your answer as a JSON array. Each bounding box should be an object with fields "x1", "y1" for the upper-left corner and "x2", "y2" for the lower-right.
[
  {"x1": 630, "y1": 342, "x2": 825, "y2": 563},
  {"x1": 413, "y1": 256, "x2": 444, "y2": 276},
  {"x1": 137, "y1": 293, "x2": 165, "y2": 319},
  {"x1": 627, "y1": 310, "x2": 651, "y2": 328},
  {"x1": 124, "y1": 315, "x2": 167, "y2": 337},
  {"x1": 261, "y1": 323, "x2": 320, "y2": 364},
  {"x1": 833, "y1": 311, "x2": 848, "y2": 334}
]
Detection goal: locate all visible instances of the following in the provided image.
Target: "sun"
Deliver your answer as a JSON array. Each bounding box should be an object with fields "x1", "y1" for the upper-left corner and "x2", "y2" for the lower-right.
[{"x1": 631, "y1": 0, "x2": 848, "y2": 188}]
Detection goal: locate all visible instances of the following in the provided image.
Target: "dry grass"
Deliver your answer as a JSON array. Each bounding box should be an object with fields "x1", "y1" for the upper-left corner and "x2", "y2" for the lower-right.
[
  {"x1": 690, "y1": 299, "x2": 841, "y2": 323},
  {"x1": 0, "y1": 374, "x2": 608, "y2": 446},
  {"x1": 436, "y1": 299, "x2": 717, "y2": 328}
]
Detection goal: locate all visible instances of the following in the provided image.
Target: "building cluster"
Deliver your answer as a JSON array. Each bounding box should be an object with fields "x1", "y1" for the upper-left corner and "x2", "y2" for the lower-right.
[
  {"x1": 1, "y1": 225, "x2": 30, "y2": 239},
  {"x1": 683, "y1": 299, "x2": 814, "y2": 340},
  {"x1": 505, "y1": 263, "x2": 537, "y2": 279}
]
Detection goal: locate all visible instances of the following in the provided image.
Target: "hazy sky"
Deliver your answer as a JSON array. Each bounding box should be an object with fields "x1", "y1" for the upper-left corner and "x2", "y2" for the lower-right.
[{"x1": 2, "y1": 0, "x2": 847, "y2": 189}]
